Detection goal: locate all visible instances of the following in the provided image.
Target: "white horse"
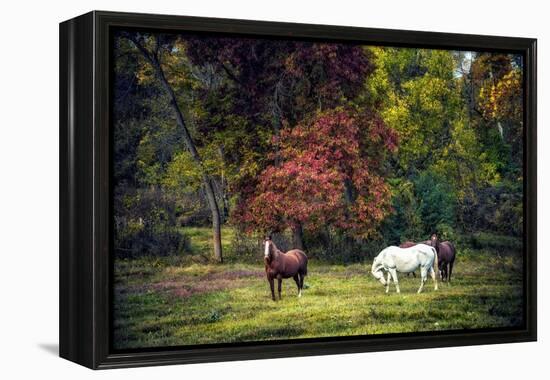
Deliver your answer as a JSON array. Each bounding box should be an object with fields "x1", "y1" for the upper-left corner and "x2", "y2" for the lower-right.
[{"x1": 371, "y1": 244, "x2": 438, "y2": 294}]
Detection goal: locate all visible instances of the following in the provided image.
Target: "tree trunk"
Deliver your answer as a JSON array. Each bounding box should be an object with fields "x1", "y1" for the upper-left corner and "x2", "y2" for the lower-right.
[
  {"x1": 218, "y1": 145, "x2": 230, "y2": 222},
  {"x1": 129, "y1": 36, "x2": 223, "y2": 262},
  {"x1": 205, "y1": 186, "x2": 223, "y2": 262},
  {"x1": 291, "y1": 223, "x2": 304, "y2": 251}
]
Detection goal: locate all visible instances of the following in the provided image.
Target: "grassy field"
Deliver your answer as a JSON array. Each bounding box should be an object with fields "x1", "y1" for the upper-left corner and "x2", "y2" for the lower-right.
[{"x1": 113, "y1": 229, "x2": 523, "y2": 349}]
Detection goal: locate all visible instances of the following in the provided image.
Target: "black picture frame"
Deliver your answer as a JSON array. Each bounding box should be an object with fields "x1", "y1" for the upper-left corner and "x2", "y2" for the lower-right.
[{"x1": 59, "y1": 10, "x2": 537, "y2": 369}]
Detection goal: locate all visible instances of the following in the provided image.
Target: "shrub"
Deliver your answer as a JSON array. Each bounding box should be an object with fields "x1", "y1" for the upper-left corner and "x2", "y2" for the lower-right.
[
  {"x1": 226, "y1": 229, "x2": 263, "y2": 262},
  {"x1": 114, "y1": 187, "x2": 190, "y2": 258},
  {"x1": 460, "y1": 180, "x2": 522, "y2": 236},
  {"x1": 469, "y1": 231, "x2": 522, "y2": 253},
  {"x1": 435, "y1": 222, "x2": 457, "y2": 242},
  {"x1": 414, "y1": 172, "x2": 456, "y2": 235},
  {"x1": 303, "y1": 229, "x2": 386, "y2": 263},
  {"x1": 379, "y1": 173, "x2": 458, "y2": 246}
]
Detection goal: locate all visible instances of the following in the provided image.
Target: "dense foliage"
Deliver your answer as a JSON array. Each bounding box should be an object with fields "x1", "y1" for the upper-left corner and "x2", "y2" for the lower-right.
[{"x1": 112, "y1": 31, "x2": 523, "y2": 261}]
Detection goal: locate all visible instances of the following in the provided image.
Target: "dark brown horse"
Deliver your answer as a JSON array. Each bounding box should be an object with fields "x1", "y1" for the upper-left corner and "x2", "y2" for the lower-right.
[
  {"x1": 430, "y1": 234, "x2": 456, "y2": 282},
  {"x1": 264, "y1": 236, "x2": 308, "y2": 301}
]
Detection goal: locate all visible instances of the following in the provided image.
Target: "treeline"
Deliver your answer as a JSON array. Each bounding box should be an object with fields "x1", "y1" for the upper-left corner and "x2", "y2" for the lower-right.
[{"x1": 112, "y1": 31, "x2": 523, "y2": 262}]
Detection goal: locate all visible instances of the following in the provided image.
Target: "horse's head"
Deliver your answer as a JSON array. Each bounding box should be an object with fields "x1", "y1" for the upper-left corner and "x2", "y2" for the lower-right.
[
  {"x1": 371, "y1": 256, "x2": 387, "y2": 286},
  {"x1": 264, "y1": 236, "x2": 274, "y2": 261},
  {"x1": 430, "y1": 233, "x2": 439, "y2": 247}
]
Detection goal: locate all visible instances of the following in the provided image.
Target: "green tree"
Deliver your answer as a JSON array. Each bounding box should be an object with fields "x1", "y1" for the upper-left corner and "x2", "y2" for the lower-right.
[
  {"x1": 366, "y1": 47, "x2": 499, "y2": 237},
  {"x1": 122, "y1": 32, "x2": 224, "y2": 262}
]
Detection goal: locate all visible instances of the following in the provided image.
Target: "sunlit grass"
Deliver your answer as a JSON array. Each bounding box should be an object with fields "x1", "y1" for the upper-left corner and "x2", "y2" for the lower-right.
[{"x1": 179, "y1": 226, "x2": 236, "y2": 257}]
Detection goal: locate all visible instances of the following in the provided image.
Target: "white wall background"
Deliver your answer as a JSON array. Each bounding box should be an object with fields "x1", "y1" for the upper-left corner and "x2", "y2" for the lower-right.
[{"x1": 0, "y1": 0, "x2": 546, "y2": 378}]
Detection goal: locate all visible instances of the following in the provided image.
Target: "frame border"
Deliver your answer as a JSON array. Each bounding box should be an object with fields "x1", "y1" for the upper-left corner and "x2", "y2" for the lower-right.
[{"x1": 60, "y1": 10, "x2": 537, "y2": 369}]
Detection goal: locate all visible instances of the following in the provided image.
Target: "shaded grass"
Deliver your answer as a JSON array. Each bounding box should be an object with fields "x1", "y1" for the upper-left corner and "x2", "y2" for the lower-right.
[{"x1": 113, "y1": 250, "x2": 523, "y2": 350}]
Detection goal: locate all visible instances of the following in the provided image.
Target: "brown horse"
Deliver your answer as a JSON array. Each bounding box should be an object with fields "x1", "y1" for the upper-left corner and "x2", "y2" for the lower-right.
[
  {"x1": 264, "y1": 236, "x2": 308, "y2": 301},
  {"x1": 430, "y1": 234, "x2": 456, "y2": 282}
]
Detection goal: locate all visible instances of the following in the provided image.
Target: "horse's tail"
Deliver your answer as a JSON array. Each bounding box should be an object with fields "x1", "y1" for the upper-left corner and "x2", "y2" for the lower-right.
[
  {"x1": 431, "y1": 246, "x2": 439, "y2": 275},
  {"x1": 448, "y1": 241, "x2": 457, "y2": 256}
]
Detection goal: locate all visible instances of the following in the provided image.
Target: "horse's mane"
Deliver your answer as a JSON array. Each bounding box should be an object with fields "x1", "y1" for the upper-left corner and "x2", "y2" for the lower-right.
[{"x1": 269, "y1": 240, "x2": 284, "y2": 257}]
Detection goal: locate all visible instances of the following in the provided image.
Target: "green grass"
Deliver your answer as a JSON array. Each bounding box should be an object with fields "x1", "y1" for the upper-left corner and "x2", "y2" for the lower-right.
[
  {"x1": 113, "y1": 246, "x2": 523, "y2": 349},
  {"x1": 179, "y1": 226, "x2": 236, "y2": 257}
]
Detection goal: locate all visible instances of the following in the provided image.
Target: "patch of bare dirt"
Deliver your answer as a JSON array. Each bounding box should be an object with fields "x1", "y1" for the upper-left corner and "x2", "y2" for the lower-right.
[
  {"x1": 202, "y1": 269, "x2": 264, "y2": 281},
  {"x1": 132, "y1": 268, "x2": 265, "y2": 299}
]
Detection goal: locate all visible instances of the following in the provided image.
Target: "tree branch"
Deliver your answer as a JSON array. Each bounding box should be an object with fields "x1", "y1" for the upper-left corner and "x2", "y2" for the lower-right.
[{"x1": 221, "y1": 63, "x2": 243, "y2": 86}]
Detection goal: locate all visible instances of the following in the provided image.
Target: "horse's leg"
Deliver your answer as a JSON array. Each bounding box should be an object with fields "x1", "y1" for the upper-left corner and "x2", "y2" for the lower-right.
[
  {"x1": 389, "y1": 268, "x2": 400, "y2": 293},
  {"x1": 268, "y1": 276, "x2": 276, "y2": 301},
  {"x1": 385, "y1": 272, "x2": 391, "y2": 293},
  {"x1": 418, "y1": 267, "x2": 427, "y2": 294},
  {"x1": 448, "y1": 261, "x2": 454, "y2": 283},
  {"x1": 293, "y1": 274, "x2": 301, "y2": 297},
  {"x1": 429, "y1": 266, "x2": 438, "y2": 291},
  {"x1": 277, "y1": 275, "x2": 282, "y2": 300}
]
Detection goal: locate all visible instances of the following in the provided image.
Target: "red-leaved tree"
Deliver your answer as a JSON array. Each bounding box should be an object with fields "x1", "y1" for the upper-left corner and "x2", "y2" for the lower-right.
[{"x1": 233, "y1": 108, "x2": 397, "y2": 248}]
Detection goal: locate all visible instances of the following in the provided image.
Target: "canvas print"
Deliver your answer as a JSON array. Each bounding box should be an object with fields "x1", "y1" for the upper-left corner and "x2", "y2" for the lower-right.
[{"x1": 112, "y1": 29, "x2": 524, "y2": 350}]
